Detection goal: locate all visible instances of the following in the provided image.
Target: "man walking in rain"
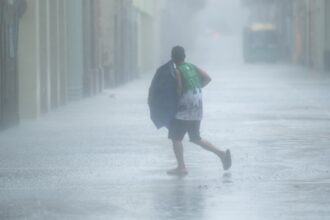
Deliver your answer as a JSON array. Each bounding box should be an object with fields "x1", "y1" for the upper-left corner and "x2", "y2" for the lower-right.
[{"x1": 149, "y1": 46, "x2": 231, "y2": 175}]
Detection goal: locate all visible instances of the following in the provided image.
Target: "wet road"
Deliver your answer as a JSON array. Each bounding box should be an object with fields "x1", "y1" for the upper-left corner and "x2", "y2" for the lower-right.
[{"x1": 1, "y1": 64, "x2": 330, "y2": 220}]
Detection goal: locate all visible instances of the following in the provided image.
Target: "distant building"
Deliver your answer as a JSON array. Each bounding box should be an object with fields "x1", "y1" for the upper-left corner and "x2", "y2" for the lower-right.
[
  {"x1": 292, "y1": 0, "x2": 330, "y2": 72},
  {"x1": 133, "y1": 0, "x2": 160, "y2": 73}
]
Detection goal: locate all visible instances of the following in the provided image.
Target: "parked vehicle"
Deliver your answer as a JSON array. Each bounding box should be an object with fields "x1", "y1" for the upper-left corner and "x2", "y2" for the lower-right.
[{"x1": 243, "y1": 23, "x2": 279, "y2": 63}]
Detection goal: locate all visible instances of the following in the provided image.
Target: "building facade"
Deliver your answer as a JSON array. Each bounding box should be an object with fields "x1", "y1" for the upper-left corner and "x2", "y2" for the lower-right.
[
  {"x1": 0, "y1": 0, "x2": 26, "y2": 130},
  {"x1": 0, "y1": 0, "x2": 161, "y2": 130},
  {"x1": 18, "y1": 0, "x2": 85, "y2": 121},
  {"x1": 292, "y1": 0, "x2": 330, "y2": 72},
  {"x1": 133, "y1": 0, "x2": 160, "y2": 73}
]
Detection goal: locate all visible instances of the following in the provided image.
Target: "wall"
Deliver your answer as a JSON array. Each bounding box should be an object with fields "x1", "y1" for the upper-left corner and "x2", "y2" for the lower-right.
[
  {"x1": 18, "y1": 0, "x2": 40, "y2": 119},
  {"x1": 2, "y1": 0, "x2": 158, "y2": 130},
  {"x1": 325, "y1": 0, "x2": 330, "y2": 71},
  {"x1": 292, "y1": 0, "x2": 330, "y2": 72},
  {"x1": 18, "y1": 0, "x2": 84, "y2": 119},
  {"x1": 309, "y1": 0, "x2": 325, "y2": 71},
  {"x1": 0, "y1": 0, "x2": 24, "y2": 129},
  {"x1": 134, "y1": 0, "x2": 159, "y2": 73}
]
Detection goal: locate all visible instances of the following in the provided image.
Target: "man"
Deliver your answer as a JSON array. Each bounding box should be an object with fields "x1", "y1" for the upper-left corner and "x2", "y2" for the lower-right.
[{"x1": 149, "y1": 46, "x2": 231, "y2": 175}]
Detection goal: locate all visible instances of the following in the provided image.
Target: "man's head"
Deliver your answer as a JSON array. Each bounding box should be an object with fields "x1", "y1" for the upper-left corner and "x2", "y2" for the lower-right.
[{"x1": 171, "y1": 46, "x2": 186, "y2": 64}]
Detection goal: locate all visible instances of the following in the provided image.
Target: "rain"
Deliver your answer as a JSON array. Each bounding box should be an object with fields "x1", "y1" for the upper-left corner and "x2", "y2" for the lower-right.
[{"x1": 1, "y1": 0, "x2": 330, "y2": 219}]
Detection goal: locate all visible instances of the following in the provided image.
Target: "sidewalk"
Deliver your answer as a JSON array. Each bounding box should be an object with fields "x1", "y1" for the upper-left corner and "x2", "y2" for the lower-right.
[{"x1": 1, "y1": 64, "x2": 330, "y2": 220}]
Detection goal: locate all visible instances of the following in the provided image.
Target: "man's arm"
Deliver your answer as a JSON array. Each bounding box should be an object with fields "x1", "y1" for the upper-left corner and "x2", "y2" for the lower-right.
[
  {"x1": 175, "y1": 69, "x2": 183, "y2": 97},
  {"x1": 196, "y1": 67, "x2": 211, "y2": 88}
]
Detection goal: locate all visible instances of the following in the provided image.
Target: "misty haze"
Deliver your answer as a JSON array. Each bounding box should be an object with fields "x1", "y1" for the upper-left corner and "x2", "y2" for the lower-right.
[{"x1": 1, "y1": 0, "x2": 330, "y2": 220}]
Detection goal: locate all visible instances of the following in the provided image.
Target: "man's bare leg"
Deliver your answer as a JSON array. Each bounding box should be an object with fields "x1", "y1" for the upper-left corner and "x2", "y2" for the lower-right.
[
  {"x1": 167, "y1": 140, "x2": 188, "y2": 175},
  {"x1": 192, "y1": 139, "x2": 231, "y2": 170}
]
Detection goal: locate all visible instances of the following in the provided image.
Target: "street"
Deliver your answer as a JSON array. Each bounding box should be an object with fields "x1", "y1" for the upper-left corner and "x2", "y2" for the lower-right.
[{"x1": 1, "y1": 63, "x2": 330, "y2": 220}]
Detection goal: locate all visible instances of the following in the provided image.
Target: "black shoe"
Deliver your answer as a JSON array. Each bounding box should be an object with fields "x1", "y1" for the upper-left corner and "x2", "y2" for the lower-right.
[{"x1": 223, "y1": 149, "x2": 232, "y2": 171}]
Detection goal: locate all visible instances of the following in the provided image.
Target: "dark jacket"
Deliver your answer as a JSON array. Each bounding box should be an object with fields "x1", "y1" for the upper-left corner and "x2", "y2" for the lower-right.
[{"x1": 148, "y1": 61, "x2": 177, "y2": 129}]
